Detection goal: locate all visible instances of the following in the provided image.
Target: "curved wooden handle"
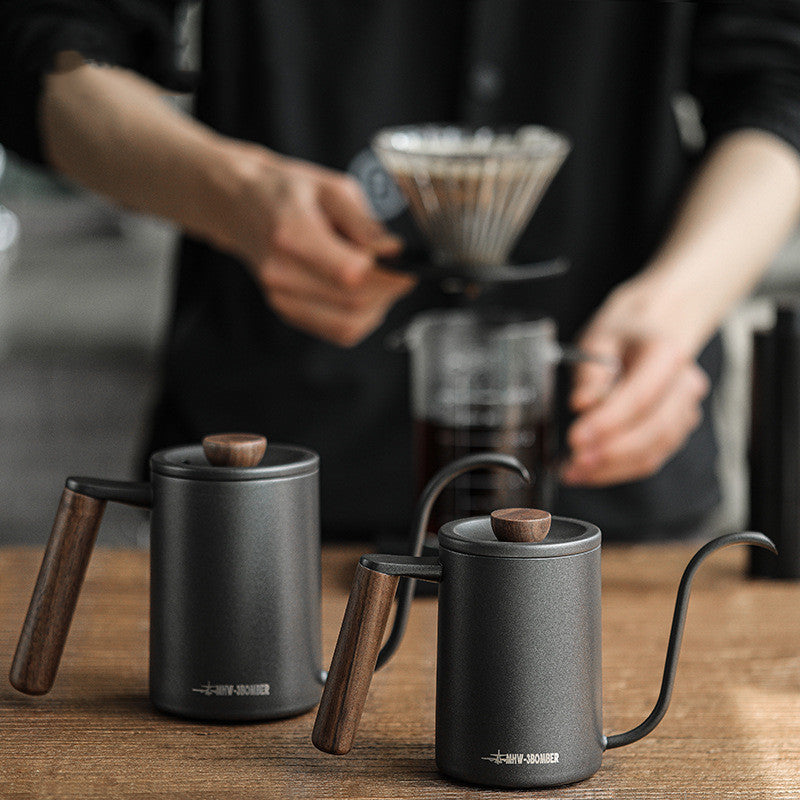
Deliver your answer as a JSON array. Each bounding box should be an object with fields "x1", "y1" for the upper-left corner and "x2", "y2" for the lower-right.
[
  {"x1": 312, "y1": 562, "x2": 400, "y2": 754},
  {"x1": 9, "y1": 487, "x2": 106, "y2": 695},
  {"x1": 202, "y1": 433, "x2": 267, "y2": 467}
]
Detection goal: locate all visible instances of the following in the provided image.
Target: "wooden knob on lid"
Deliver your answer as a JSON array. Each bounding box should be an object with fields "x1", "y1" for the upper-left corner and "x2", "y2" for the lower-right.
[
  {"x1": 202, "y1": 433, "x2": 267, "y2": 467},
  {"x1": 491, "y1": 508, "x2": 552, "y2": 542}
]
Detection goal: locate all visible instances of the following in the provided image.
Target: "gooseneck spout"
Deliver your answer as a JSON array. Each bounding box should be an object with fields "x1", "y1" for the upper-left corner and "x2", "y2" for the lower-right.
[
  {"x1": 604, "y1": 531, "x2": 777, "y2": 750},
  {"x1": 375, "y1": 452, "x2": 530, "y2": 670}
]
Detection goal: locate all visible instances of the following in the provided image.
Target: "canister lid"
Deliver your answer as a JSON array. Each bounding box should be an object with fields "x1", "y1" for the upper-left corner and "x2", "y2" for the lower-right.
[
  {"x1": 150, "y1": 442, "x2": 319, "y2": 481},
  {"x1": 439, "y1": 515, "x2": 600, "y2": 557}
]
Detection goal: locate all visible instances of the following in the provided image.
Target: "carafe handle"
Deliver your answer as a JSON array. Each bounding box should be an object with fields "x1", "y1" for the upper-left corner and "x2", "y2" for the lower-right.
[
  {"x1": 9, "y1": 478, "x2": 151, "y2": 695},
  {"x1": 313, "y1": 555, "x2": 442, "y2": 755}
]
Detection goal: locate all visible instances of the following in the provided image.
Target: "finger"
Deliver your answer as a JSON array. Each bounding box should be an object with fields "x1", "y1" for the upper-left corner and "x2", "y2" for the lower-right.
[
  {"x1": 570, "y1": 332, "x2": 622, "y2": 412},
  {"x1": 568, "y1": 340, "x2": 694, "y2": 449},
  {"x1": 317, "y1": 175, "x2": 403, "y2": 256},
  {"x1": 257, "y1": 254, "x2": 416, "y2": 312},
  {"x1": 273, "y1": 200, "x2": 378, "y2": 289},
  {"x1": 562, "y1": 364, "x2": 709, "y2": 486},
  {"x1": 267, "y1": 286, "x2": 390, "y2": 347}
]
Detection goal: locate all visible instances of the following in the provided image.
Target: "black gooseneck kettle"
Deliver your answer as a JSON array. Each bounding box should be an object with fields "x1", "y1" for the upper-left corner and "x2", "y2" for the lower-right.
[{"x1": 312, "y1": 459, "x2": 776, "y2": 789}]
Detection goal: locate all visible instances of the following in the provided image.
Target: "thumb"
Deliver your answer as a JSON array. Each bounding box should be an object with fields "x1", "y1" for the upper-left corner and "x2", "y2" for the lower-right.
[
  {"x1": 318, "y1": 176, "x2": 403, "y2": 256},
  {"x1": 570, "y1": 331, "x2": 622, "y2": 413}
]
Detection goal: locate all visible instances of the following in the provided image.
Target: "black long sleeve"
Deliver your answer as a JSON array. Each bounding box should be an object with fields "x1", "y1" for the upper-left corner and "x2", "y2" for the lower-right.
[
  {"x1": 692, "y1": 0, "x2": 800, "y2": 154},
  {"x1": 0, "y1": 0, "x2": 190, "y2": 164}
]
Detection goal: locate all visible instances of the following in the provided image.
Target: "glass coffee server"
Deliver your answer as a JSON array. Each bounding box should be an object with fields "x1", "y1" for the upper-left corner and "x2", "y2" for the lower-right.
[{"x1": 373, "y1": 124, "x2": 572, "y2": 529}]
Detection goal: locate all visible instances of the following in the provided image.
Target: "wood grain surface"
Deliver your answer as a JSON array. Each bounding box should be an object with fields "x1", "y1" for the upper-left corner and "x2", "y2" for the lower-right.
[
  {"x1": 313, "y1": 562, "x2": 400, "y2": 755},
  {"x1": 0, "y1": 543, "x2": 799, "y2": 799},
  {"x1": 490, "y1": 508, "x2": 552, "y2": 541},
  {"x1": 201, "y1": 434, "x2": 267, "y2": 467},
  {"x1": 9, "y1": 488, "x2": 106, "y2": 695}
]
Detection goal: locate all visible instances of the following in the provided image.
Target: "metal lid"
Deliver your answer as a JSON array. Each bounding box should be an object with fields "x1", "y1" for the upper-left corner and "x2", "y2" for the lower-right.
[
  {"x1": 150, "y1": 443, "x2": 319, "y2": 481},
  {"x1": 438, "y1": 515, "x2": 600, "y2": 558}
]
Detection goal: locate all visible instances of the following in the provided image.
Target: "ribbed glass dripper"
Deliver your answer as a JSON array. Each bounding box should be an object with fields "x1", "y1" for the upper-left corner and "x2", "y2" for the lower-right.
[{"x1": 372, "y1": 125, "x2": 570, "y2": 269}]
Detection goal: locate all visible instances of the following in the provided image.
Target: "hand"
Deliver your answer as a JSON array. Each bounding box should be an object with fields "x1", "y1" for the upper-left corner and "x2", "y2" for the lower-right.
[
  {"x1": 37, "y1": 59, "x2": 413, "y2": 347},
  {"x1": 560, "y1": 285, "x2": 710, "y2": 487},
  {"x1": 212, "y1": 142, "x2": 416, "y2": 346}
]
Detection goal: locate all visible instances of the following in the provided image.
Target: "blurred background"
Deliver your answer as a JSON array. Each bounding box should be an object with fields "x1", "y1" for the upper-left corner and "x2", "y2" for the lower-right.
[
  {"x1": 2, "y1": 146, "x2": 799, "y2": 549},
  {"x1": 0, "y1": 151, "x2": 175, "y2": 546},
  {"x1": 0, "y1": 4, "x2": 199, "y2": 547},
  {"x1": 3, "y1": 7, "x2": 800, "y2": 551}
]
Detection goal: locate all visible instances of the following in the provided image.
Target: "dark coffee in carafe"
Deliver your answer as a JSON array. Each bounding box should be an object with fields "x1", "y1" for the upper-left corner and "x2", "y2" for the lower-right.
[
  {"x1": 404, "y1": 310, "x2": 558, "y2": 531},
  {"x1": 414, "y1": 416, "x2": 555, "y2": 533}
]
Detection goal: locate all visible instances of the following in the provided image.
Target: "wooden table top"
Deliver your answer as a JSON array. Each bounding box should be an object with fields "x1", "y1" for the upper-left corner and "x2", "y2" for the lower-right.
[{"x1": 1, "y1": 543, "x2": 798, "y2": 799}]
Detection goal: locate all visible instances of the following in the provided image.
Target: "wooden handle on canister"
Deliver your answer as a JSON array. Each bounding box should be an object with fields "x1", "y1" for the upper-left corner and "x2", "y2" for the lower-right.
[
  {"x1": 10, "y1": 487, "x2": 106, "y2": 694},
  {"x1": 312, "y1": 561, "x2": 400, "y2": 754}
]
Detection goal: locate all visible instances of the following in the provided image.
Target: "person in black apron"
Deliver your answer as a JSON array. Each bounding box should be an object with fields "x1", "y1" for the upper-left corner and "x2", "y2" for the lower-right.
[{"x1": 2, "y1": 1, "x2": 800, "y2": 541}]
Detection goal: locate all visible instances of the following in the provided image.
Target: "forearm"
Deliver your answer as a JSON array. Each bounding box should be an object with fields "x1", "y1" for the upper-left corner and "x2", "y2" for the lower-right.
[
  {"x1": 40, "y1": 52, "x2": 241, "y2": 251},
  {"x1": 39, "y1": 52, "x2": 413, "y2": 346},
  {"x1": 613, "y1": 129, "x2": 800, "y2": 355}
]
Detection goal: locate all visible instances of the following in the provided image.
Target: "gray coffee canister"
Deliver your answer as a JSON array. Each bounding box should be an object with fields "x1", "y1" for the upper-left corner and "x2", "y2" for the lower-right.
[
  {"x1": 10, "y1": 434, "x2": 322, "y2": 722},
  {"x1": 148, "y1": 442, "x2": 321, "y2": 720}
]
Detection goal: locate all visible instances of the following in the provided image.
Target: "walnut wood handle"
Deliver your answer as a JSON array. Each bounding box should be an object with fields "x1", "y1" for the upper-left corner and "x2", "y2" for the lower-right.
[
  {"x1": 491, "y1": 508, "x2": 552, "y2": 542},
  {"x1": 9, "y1": 487, "x2": 106, "y2": 695},
  {"x1": 202, "y1": 433, "x2": 267, "y2": 467},
  {"x1": 312, "y1": 562, "x2": 400, "y2": 754}
]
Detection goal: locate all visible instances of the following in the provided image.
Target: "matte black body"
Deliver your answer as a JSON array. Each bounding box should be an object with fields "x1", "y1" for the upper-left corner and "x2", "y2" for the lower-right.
[
  {"x1": 321, "y1": 498, "x2": 774, "y2": 788},
  {"x1": 148, "y1": 444, "x2": 321, "y2": 721},
  {"x1": 435, "y1": 518, "x2": 602, "y2": 787},
  {"x1": 749, "y1": 304, "x2": 800, "y2": 580}
]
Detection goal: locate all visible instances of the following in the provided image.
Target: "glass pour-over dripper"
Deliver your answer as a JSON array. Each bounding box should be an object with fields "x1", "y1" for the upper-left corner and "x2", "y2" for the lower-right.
[{"x1": 372, "y1": 125, "x2": 570, "y2": 282}]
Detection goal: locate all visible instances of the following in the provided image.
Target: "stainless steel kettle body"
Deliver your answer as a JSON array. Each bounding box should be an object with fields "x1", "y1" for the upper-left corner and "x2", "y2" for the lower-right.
[
  {"x1": 434, "y1": 517, "x2": 602, "y2": 786},
  {"x1": 148, "y1": 442, "x2": 321, "y2": 720},
  {"x1": 10, "y1": 434, "x2": 322, "y2": 722}
]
